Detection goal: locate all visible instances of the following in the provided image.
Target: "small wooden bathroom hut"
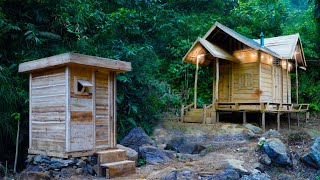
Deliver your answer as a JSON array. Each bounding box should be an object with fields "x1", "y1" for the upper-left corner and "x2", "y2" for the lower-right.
[
  {"x1": 181, "y1": 22, "x2": 309, "y2": 131},
  {"x1": 19, "y1": 52, "x2": 131, "y2": 157}
]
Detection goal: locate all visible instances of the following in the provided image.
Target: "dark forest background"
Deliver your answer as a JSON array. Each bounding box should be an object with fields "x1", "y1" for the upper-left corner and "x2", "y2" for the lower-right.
[{"x1": 1, "y1": 0, "x2": 320, "y2": 171}]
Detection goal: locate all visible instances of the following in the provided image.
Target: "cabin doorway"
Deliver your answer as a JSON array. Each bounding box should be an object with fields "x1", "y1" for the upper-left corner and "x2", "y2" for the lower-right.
[{"x1": 219, "y1": 61, "x2": 231, "y2": 102}]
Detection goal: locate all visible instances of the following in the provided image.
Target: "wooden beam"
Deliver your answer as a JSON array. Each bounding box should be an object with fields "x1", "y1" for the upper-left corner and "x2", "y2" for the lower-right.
[
  {"x1": 65, "y1": 66, "x2": 70, "y2": 152},
  {"x1": 180, "y1": 105, "x2": 184, "y2": 122},
  {"x1": 243, "y1": 112, "x2": 247, "y2": 124},
  {"x1": 216, "y1": 58, "x2": 219, "y2": 102},
  {"x1": 286, "y1": 59, "x2": 289, "y2": 105},
  {"x1": 92, "y1": 70, "x2": 96, "y2": 150},
  {"x1": 194, "y1": 56, "x2": 200, "y2": 108},
  {"x1": 29, "y1": 73, "x2": 32, "y2": 149},
  {"x1": 295, "y1": 58, "x2": 299, "y2": 103},
  {"x1": 262, "y1": 112, "x2": 265, "y2": 132},
  {"x1": 277, "y1": 112, "x2": 280, "y2": 131},
  {"x1": 113, "y1": 72, "x2": 117, "y2": 147}
]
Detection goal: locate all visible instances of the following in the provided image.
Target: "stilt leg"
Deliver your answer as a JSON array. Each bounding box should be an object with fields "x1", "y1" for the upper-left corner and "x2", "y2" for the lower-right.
[
  {"x1": 288, "y1": 113, "x2": 291, "y2": 130},
  {"x1": 297, "y1": 113, "x2": 300, "y2": 127},
  {"x1": 243, "y1": 112, "x2": 247, "y2": 125},
  {"x1": 277, "y1": 112, "x2": 280, "y2": 131},
  {"x1": 216, "y1": 112, "x2": 220, "y2": 123},
  {"x1": 306, "y1": 112, "x2": 309, "y2": 123},
  {"x1": 262, "y1": 112, "x2": 265, "y2": 132}
]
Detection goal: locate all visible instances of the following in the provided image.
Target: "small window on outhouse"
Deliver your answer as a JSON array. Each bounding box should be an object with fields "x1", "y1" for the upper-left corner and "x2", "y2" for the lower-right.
[{"x1": 75, "y1": 77, "x2": 93, "y2": 95}]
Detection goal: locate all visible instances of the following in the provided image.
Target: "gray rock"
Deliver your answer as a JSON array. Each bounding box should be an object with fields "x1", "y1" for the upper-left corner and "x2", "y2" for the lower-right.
[
  {"x1": 83, "y1": 163, "x2": 93, "y2": 175},
  {"x1": 26, "y1": 164, "x2": 44, "y2": 172},
  {"x1": 213, "y1": 168, "x2": 240, "y2": 180},
  {"x1": 76, "y1": 168, "x2": 83, "y2": 174},
  {"x1": 166, "y1": 136, "x2": 205, "y2": 154},
  {"x1": 93, "y1": 165, "x2": 99, "y2": 174},
  {"x1": 244, "y1": 124, "x2": 263, "y2": 134},
  {"x1": 117, "y1": 144, "x2": 138, "y2": 165},
  {"x1": 240, "y1": 172, "x2": 271, "y2": 180},
  {"x1": 301, "y1": 137, "x2": 320, "y2": 169},
  {"x1": 139, "y1": 145, "x2": 175, "y2": 165},
  {"x1": 88, "y1": 156, "x2": 98, "y2": 165},
  {"x1": 263, "y1": 129, "x2": 282, "y2": 139},
  {"x1": 176, "y1": 168, "x2": 197, "y2": 179},
  {"x1": 48, "y1": 162, "x2": 67, "y2": 170},
  {"x1": 33, "y1": 155, "x2": 50, "y2": 164},
  {"x1": 147, "y1": 167, "x2": 177, "y2": 179},
  {"x1": 120, "y1": 127, "x2": 154, "y2": 152},
  {"x1": 26, "y1": 171, "x2": 51, "y2": 180},
  {"x1": 221, "y1": 159, "x2": 250, "y2": 176},
  {"x1": 76, "y1": 159, "x2": 86, "y2": 168},
  {"x1": 60, "y1": 168, "x2": 72, "y2": 178},
  {"x1": 26, "y1": 155, "x2": 35, "y2": 163},
  {"x1": 263, "y1": 138, "x2": 291, "y2": 166},
  {"x1": 253, "y1": 162, "x2": 265, "y2": 172},
  {"x1": 259, "y1": 154, "x2": 271, "y2": 165}
]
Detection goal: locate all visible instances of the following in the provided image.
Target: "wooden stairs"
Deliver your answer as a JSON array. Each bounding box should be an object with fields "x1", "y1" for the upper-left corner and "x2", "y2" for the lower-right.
[
  {"x1": 95, "y1": 149, "x2": 136, "y2": 179},
  {"x1": 183, "y1": 108, "x2": 204, "y2": 123}
]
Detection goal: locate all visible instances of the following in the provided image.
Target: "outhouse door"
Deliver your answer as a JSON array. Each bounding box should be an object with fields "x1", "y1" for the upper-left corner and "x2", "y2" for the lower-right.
[
  {"x1": 219, "y1": 61, "x2": 231, "y2": 102},
  {"x1": 95, "y1": 70, "x2": 112, "y2": 149}
]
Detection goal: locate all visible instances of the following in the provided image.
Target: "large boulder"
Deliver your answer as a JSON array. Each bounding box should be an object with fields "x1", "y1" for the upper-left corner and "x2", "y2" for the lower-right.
[
  {"x1": 301, "y1": 137, "x2": 320, "y2": 169},
  {"x1": 220, "y1": 159, "x2": 250, "y2": 176},
  {"x1": 262, "y1": 138, "x2": 291, "y2": 166},
  {"x1": 147, "y1": 167, "x2": 196, "y2": 180},
  {"x1": 244, "y1": 124, "x2": 263, "y2": 134},
  {"x1": 166, "y1": 136, "x2": 205, "y2": 154},
  {"x1": 117, "y1": 144, "x2": 138, "y2": 165},
  {"x1": 120, "y1": 127, "x2": 154, "y2": 152},
  {"x1": 139, "y1": 145, "x2": 176, "y2": 165}
]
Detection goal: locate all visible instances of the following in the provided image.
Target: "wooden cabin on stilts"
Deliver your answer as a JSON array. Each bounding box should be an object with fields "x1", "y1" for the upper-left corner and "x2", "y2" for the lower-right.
[{"x1": 181, "y1": 22, "x2": 309, "y2": 131}]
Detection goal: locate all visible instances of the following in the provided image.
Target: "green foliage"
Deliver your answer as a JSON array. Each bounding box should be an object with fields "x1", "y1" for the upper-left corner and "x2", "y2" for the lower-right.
[{"x1": 137, "y1": 157, "x2": 146, "y2": 167}]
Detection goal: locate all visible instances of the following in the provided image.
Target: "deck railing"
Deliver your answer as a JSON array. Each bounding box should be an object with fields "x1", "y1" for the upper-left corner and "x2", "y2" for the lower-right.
[
  {"x1": 203, "y1": 103, "x2": 214, "y2": 124},
  {"x1": 180, "y1": 103, "x2": 195, "y2": 122}
]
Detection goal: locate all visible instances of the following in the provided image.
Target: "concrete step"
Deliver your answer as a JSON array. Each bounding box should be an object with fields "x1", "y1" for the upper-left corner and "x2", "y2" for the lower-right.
[
  {"x1": 101, "y1": 160, "x2": 136, "y2": 179},
  {"x1": 95, "y1": 149, "x2": 127, "y2": 164}
]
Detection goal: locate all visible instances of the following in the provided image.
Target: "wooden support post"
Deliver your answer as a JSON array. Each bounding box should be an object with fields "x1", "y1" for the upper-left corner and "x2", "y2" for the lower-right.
[
  {"x1": 295, "y1": 58, "x2": 299, "y2": 104},
  {"x1": 113, "y1": 72, "x2": 117, "y2": 147},
  {"x1": 203, "y1": 105, "x2": 206, "y2": 124},
  {"x1": 65, "y1": 66, "x2": 70, "y2": 152},
  {"x1": 306, "y1": 112, "x2": 309, "y2": 122},
  {"x1": 216, "y1": 58, "x2": 219, "y2": 103},
  {"x1": 181, "y1": 105, "x2": 184, "y2": 122},
  {"x1": 29, "y1": 74, "x2": 32, "y2": 149},
  {"x1": 286, "y1": 59, "x2": 289, "y2": 105},
  {"x1": 288, "y1": 113, "x2": 291, "y2": 130},
  {"x1": 216, "y1": 112, "x2": 220, "y2": 123},
  {"x1": 194, "y1": 56, "x2": 199, "y2": 108},
  {"x1": 262, "y1": 112, "x2": 266, "y2": 132},
  {"x1": 297, "y1": 113, "x2": 300, "y2": 127},
  {"x1": 212, "y1": 59, "x2": 216, "y2": 105},
  {"x1": 277, "y1": 112, "x2": 280, "y2": 131},
  {"x1": 243, "y1": 112, "x2": 247, "y2": 125}
]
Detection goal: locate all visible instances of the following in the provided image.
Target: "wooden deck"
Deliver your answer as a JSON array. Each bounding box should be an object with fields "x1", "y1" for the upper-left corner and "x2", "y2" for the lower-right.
[{"x1": 181, "y1": 102, "x2": 309, "y2": 132}]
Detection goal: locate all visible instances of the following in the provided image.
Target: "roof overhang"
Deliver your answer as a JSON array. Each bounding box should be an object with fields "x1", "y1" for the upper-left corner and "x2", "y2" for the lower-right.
[
  {"x1": 183, "y1": 38, "x2": 239, "y2": 66},
  {"x1": 19, "y1": 52, "x2": 132, "y2": 73}
]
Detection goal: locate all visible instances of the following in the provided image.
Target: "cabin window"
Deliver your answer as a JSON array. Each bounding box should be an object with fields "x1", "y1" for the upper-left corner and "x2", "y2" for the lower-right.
[
  {"x1": 74, "y1": 77, "x2": 93, "y2": 95},
  {"x1": 239, "y1": 73, "x2": 252, "y2": 89}
]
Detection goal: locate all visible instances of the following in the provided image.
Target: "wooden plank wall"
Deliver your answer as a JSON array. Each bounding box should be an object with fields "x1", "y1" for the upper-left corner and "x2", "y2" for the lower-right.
[
  {"x1": 282, "y1": 68, "x2": 291, "y2": 103},
  {"x1": 218, "y1": 62, "x2": 231, "y2": 102},
  {"x1": 260, "y1": 63, "x2": 273, "y2": 102},
  {"x1": 70, "y1": 65, "x2": 94, "y2": 151},
  {"x1": 95, "y1": 69, "x2": 110, "y2": 149},
  {"x1": 31, "y1": 68, "x2": 66, "y2": 152},
  {"x1": 231, "y1": 62, "x2": 259, "y2": 102}
]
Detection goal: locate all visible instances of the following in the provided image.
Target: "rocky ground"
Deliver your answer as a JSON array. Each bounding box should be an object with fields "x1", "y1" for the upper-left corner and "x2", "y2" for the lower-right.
[{"x1": 2, "y1": 113, "x2": 320, "y2": 179}]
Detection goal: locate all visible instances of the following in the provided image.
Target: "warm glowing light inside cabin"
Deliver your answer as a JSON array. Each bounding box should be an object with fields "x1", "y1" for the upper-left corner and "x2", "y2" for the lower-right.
[
  {"x1": 234, "y1": 50, "x2": 258, "y2": 63},
  {"x1": 281, "y1": 60, "x2": 292, "y2": 71}
]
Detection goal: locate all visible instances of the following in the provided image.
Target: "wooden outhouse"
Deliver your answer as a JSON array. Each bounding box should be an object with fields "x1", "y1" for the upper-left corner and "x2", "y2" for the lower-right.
[
  {"x1": 181, "y1": 22, "x2": 309, "y2": 131},
  {"x1": 19, "y1": 53, "x2": 131, "y2": 158}
]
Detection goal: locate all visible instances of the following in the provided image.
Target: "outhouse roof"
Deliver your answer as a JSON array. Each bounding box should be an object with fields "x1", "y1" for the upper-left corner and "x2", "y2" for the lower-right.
[{"x1": 19, "y1": 52, "x2": 132, "y2": 73}]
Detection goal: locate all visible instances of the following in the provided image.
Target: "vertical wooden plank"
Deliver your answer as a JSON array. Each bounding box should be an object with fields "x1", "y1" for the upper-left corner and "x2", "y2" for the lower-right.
[
  {"x1": 65, "y1": 66, "x2": 70, "y2": 152},
  {"x1": 29, "y1": 73, "x2": 32, "y2": 149},
  {"x1": 92, "y1": 70, "x2": 96, "y2": 150},
  {"x1": 203, "y1": 105, "x2": 206, "y2": 124},
  {"x1": 262, "y1": 112, "x2": 265, "y2": 132},
  {"x1": 258, "y1": 51, "x2": 261, "y2": 102},
  {"x1": 295, "y1": 58, "x2": 299, "y2": 104},
  {"x1": 243, "y1": 112, "x2": 247, "y2": 124},
  {"x1": 281, "y1": 60, "x2": 284, "y2": 103},
  {"x1": 212, "y1": 59, "x2": 216, "y2": 105},
  {"x1": 113, "y1": 72, "x2": 117, "y2": 147},
  {"x1": 194, "y1": 57, "x2": 199, "y2": 108},
  {"x1": 277, "y1": 112, "x2": 280, "y2": 131},
  {"x1": 286, "y1": 59, "x2": 289, "y2": 105},
  {"x1": 216, "y1": 58, "x2": 219, "y2": 102},
  {"x1": 108, "y1": 72, "x2": 113, "y2": 147}
]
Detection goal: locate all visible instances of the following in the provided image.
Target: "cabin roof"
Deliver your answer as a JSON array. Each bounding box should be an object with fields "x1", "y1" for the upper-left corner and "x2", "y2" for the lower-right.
[
  {"x1": 253, "y1": 34, "x2": 306, "y2": 66},
  {"x1": 183, "y1": 22, "x2": 306, "y2": 67},
  {"x1": 19, "y1": 52, "x2": 132, "y2": 73}
]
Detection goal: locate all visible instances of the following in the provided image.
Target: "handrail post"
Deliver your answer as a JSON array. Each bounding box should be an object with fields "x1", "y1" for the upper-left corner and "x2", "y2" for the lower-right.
[
  {"x1": 203, "y1": 104, "x2": 207, "y2": 124},
  {"x1": 180, "y1": 105, "x2": 184, "y2": 122}
]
